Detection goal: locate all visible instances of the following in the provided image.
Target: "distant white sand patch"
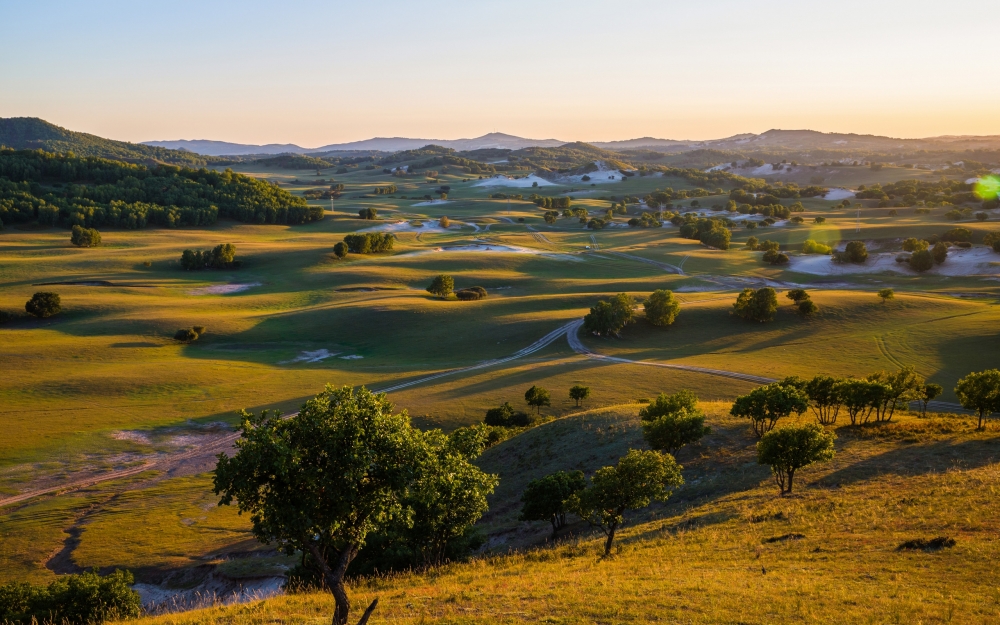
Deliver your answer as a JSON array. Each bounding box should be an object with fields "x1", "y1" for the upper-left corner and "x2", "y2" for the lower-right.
[
  {"x1": 280, "y1": 349, "x2": 339, "y2": 365},
  {"x1": 188, "y1": 282, "x2": 261, "y2": 295},
  {"x1": 426, "y1": 243, "x2": 581, "y2": 261},
  {"x1": 411, "y1": 199, "x2": 452, "y2": 207},
  {"x1": 111, "y1": 430, "x2": 151, "y2": 445},
  {"x1": 788, "y1": 247, "x2": 1000, "y2": 276},
  {"x1": 474, "y1": 174, "x2": 555, "y2": 188},
  {"x1": 824, "y1": 188, "x2": 855, "y2": 201},
  {"x1": 706, "y1": 164, "x2": 730, "y2": 172},
  {"x1": 340, "y1": 354, "x2": 364, "y2": 360},
  {"x1": 565, "y1": 161, "x2": 626, "y2": 184},
  {"x1": 360, "y1": 220, "x2": 449, "y2": 234}
]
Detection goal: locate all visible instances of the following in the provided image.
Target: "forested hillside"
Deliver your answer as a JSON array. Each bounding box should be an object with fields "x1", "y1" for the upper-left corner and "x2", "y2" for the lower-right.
[
  {"x1": 0, "y1": 149, "x2": 322, "y2": 229},
  {"x1": 0, "y1": 118, "x2": 206, "y2": 166}
]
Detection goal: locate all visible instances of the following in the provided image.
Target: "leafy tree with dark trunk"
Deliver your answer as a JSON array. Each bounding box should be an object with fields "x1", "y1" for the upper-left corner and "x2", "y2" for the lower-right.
[
  {"x1": 583, "y1": 293, "x2": 636, "y2": 337},
  {"x1": 866, "y1": 365, "x2": 924, "y2": 423},
  {"x1": 842, "y1": 240, "x2": 868, "y2": 263},
  {"x1": 919, "y1": 383, "x2": 943, "y2": 416},
  {"x1": 839, "y1": 378, "x2": 886, "y2": 425},
  {"x1": 519, "y1": 470, "x2": 587, "y2": 536},
  {"x1": 804, "y1": 375, "x2": 844, "y2": 425},
  {"x1": 25, "y1": 292, "x2": 60, "y2": 318},
  {"x1": 643, "y1": 289, "x2": 680, "y2": 326},
  {"x1": 878, "y1": 288, "x2": 894, "y2": 303},
  {"x1": 483, "y1": 401, "x2": 532, "y2": 427},
  {"x1": 569, "y1": 385, "x2": 591, "y2": 407},
  {"x1": 730, "y1": 382, "x2": 808, "y2": 437},
  {"x1": 639, "y1": 390, "x2": 710, "y2": 454},
  {"x1": 214, "y1": 386, "x2": 423, "y2": 625},
  {"x1": 524, "y1": 385, "x2": 551, "y2": 415},
  {"x1": 932, "y1": 242, "x2": 948, "y2": 264},
  {"x1": 570, "y1": 450, "x2": 683, "y2": 556},
  {"x1": 955, "y1": 369, "x2": 1000, "y2": 430},
  {"x1": 426, "y1": 274, "x2": 454, "y2": 299},
  {"x1": 757, "y1": 424, "x2": 836, "y2": 495},
  {"x1": 732, "y1": 287, "x2": 779, "y2": 322}
]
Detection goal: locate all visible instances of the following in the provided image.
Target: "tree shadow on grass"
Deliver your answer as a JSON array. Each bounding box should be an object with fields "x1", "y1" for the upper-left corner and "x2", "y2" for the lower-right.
[{"x1": 817, "y1": 436, "x2": 1000, "y2": 487}]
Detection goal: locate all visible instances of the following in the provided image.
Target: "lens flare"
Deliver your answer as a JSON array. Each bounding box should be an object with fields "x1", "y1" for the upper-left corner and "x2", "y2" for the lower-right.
[{"x1": 974, "y1": 175, "x2": 1000, "y2": 200}]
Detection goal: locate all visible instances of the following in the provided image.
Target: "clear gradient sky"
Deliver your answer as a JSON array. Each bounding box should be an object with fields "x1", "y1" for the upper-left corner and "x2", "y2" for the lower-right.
[{"x1": 2, "y1": 0, "x2": 997, "y2": 146}]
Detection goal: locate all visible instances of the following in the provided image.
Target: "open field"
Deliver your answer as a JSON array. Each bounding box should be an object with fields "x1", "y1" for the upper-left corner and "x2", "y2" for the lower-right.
[{"x1": 3, "y1": 159, "x2": 1000, "y2": 612}]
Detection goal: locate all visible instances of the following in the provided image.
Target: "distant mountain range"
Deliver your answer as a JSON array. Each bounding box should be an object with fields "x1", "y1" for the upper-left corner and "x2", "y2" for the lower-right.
[
  {"x1": 144, "y1": 132, "x2": 567, "y2": 156},
  {"x1": 146, "y1": 129, "x2": 1000, "y2": 157},
  {"x1": 5, "y1": 118, "x2": 1000, "y2": 165}
]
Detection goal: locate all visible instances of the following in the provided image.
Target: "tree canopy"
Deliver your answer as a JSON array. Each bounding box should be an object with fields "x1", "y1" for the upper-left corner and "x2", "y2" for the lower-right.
[
  {"x1": 732, "y1": 287, "x2": 779, "y2": 322},
  {"x1": 520, "y1": 470, "x2": 587, "y2": 536},
  {"x1": 570, "y1": 449, "x2": 683, "y2": 556},
  {"x1": 583, "y1": 293, "x2": 636, "y2": 337},
  {"x1": 730, "y1": 382, "x2": 809, "y2": 437},
  {"x1": 643, "y1": 289, "x2": 680, "y2": 326},
  {"x1": 757, "y1": 423, "x2": 836, "y2": 495}
]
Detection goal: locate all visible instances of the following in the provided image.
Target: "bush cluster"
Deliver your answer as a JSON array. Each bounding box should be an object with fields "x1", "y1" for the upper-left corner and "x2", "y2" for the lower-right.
[
  {"x1": 180, "y1": 243, "x2": 238, "y2": 270},
  {"x1": 0, "y1": 569, "x2": 141, "y2": 625},
  {"x1": 343, "y1": 232, "x2": 394, "y2": 254}
]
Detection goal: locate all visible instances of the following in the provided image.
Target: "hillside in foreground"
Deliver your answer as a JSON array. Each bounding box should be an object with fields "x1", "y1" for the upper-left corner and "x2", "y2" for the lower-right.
[{"x1": 126, "y1": 403, "x2": 1000, "y2": 625}]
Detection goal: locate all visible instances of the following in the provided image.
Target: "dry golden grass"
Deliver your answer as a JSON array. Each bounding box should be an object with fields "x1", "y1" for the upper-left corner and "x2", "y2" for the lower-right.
[{"x1": 126, "y1": 405, "x2": 1000, "y2": 624}]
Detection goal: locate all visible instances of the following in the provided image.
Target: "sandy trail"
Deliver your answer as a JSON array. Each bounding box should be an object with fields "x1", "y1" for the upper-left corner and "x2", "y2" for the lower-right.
[{"x1": 601, "y1": 251, "x2": 685, "y2": 274}]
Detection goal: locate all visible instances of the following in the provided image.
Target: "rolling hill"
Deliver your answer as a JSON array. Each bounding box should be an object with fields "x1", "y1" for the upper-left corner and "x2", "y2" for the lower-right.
[{"x1": 0, "y1": 118, "x2": 207, "y2": 165}]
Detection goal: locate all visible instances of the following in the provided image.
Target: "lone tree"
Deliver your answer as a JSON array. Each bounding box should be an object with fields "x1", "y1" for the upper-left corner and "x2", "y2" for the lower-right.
[
  {"x1": 426, "y1": 274, "x2": 454, "y2": 299},
  {"x1": 757, "y1": 423, "x2": 836, "y2": 495},
  {"x1": 569, "y1": 385, "x2": 591, "y2": 407},
  {"x1": 583, "y1": 293, "x2": 636, "y2": 337},
  {"x1": 643, "y1": 289, "x2": 680, "y2": 326},
  {"x1": 639, "y1": 390, "x2": 710, "y2": 454},
  {"x1": 732, "y1": 287, "x2": 779, "y2": 323},
  {"x1": 519, "y1": 470, "x2": 587, "y2": 537},
  {"x1": 524, "y1": 385, "x2": 551, "y2": 415},
  {"x1": 932, "y1": 242, "x2": 948, "y2": 264},
  {"x1": 878, "y1": 288, "x2": 895, "y2": 303},
  {"x1": 919, "y1": 383, "x2": 943, "y2": 416},
  {"x1": 786, "y1": 288, "x2": 809, "y2": 303},
  {"x1": 70, "y1": 225, "x2": 102, "y2": 247},
  {"x1": 843, "y1": 240, "x2": 868, "y2": 263},
  {"x1": 730, "y1": 382, "x2": 809, "y2": 437},
  {"x1": 955, "y1": 369, "x2": 1000, "y2": 430},
  {"x1": 25, "y1": 292, "x2": 61, "y2": 318},
  {"x1": 214, "y1": 386, "x2": 422, "y2": 625},
  {"x1": 570, "y1": 449, "x2": 683, "y2": 556},
  {"x1": 333, "y1": 242, "x2": 348, "y2": 259}
]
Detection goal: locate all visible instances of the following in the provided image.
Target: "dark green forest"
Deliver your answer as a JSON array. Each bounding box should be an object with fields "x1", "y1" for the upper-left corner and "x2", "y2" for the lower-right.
[{"x1": 0, "y1": 149, "x2": 322, "y2": 229}]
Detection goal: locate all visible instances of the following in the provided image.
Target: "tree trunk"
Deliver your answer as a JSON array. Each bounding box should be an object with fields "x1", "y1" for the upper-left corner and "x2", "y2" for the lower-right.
[
  {"x1": 979, "y1": 410, "x2": 985, "y2": 430},
  {"x1": 603, "y1": 523, "x2": 617, "y2": 556},
  {"x1": 308, "y1": 543, "x2": 360, "y2": 625},
  {"x1": 786, "y1": 469, "x2": 795, "y2": 494}
]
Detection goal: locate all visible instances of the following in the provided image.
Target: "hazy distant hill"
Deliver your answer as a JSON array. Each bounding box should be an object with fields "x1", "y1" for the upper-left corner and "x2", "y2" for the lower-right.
[
  {"x1": 145, "y1": 132, "x2": 567, "y2": 156},
  {"x1": 142, "y1": 139, "x2": 310, "y2": 156},
  {"x1": 0, "y1": 118, "x2": 206, "y2": 165}
]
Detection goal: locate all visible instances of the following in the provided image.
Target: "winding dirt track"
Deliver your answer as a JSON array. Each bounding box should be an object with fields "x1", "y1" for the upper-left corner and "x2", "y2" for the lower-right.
[{"x1": 0, "y1": 319, "x2": 967, "y2": 509}]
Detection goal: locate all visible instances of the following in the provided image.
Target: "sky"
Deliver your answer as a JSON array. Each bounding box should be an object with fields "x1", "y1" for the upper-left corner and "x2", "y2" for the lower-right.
[{"x1": 2, "y1": 0, "x2": 998, "y2": 146}]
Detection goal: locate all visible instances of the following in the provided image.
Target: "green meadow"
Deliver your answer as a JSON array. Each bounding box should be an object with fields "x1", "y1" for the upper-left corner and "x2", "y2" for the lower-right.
[{"x1": 2, "y1": 158, "x2": 1000, "y2": 621}]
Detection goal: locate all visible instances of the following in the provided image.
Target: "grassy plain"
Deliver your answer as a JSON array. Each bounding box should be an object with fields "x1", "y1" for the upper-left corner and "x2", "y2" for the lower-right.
[{"x1": 2, "y1": 160, "x2": 999, "y2": 595}]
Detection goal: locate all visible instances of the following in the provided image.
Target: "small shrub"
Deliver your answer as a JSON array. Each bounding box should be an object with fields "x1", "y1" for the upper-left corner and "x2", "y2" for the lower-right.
[
  {"x1": 358, "y1": 207, "x2": 378, "y2": 220},
  {"x1": 902, "y1": 238, "x2": 928, "y2": 252},
  {"x1": 841, "y1": 241, "x2": 868, "y2": 263},
  {"x1": 455, "y1": 286, "x2": 487, "y2": 301},
  {"x1": 932, "y1": 242, "x2": 948, "y2": 264},
  {"x1": 484, "y1": 402, "x2": 533, "y2": 427},
  {"x1": 25, "y1": 292, "x2": 61, "y2": 318},
  {"x1": 762, "y1": 249, "x2": 789, "y2": 265},
  {"x1": 0, "y1": 569, "x2": 141, "y2": 625},
  {"x1": 801, "y1": 239, "x2": 831, "y2": 254},
  {"x1": 174, "y1": 328, "x2": 199, "y2": 342},
  {"x1": 896, "y1": 537, "x2": 955, "y2": 551},
  {"x1": 797, "y1": 299, "x2": 818, "y2": 316},
  {"x1": 878, "y1": 288, "x2": 895, "y2": 303},
  {"x1": 333, "y1": 241, "x2": 348, "y2": 258},
  {"x1": 732, "y1": 287, "x2": 779, "y2": 323},
  {"x1": 786, "y1": 289, "x2": 809, "y2": 302}
]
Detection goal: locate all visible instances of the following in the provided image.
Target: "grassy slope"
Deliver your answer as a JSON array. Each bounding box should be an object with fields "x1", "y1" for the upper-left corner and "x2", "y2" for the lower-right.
[
  {"x1": 3, "y1": 161, "x2": 1000, "y2": 588},
  {"x1": 125, "y1": 404, "x2": 1000, "y2": 624}
]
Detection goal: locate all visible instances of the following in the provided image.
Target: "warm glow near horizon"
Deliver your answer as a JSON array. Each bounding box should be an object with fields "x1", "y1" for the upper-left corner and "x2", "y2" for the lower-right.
[{"x1": 2, "y1": 0, "x2": 998, "y2": 146}]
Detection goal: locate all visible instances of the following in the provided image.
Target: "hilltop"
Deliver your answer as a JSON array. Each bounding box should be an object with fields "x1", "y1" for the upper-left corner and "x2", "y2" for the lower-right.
[{"x1": 0, "y1": 118, "x2": 207, "y2": 166}]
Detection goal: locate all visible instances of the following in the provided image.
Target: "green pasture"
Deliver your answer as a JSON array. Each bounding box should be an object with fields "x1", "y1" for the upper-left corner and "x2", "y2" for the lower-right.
[{"x1": 2, "y1": 162, "x2": 999, "y2": 586}]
